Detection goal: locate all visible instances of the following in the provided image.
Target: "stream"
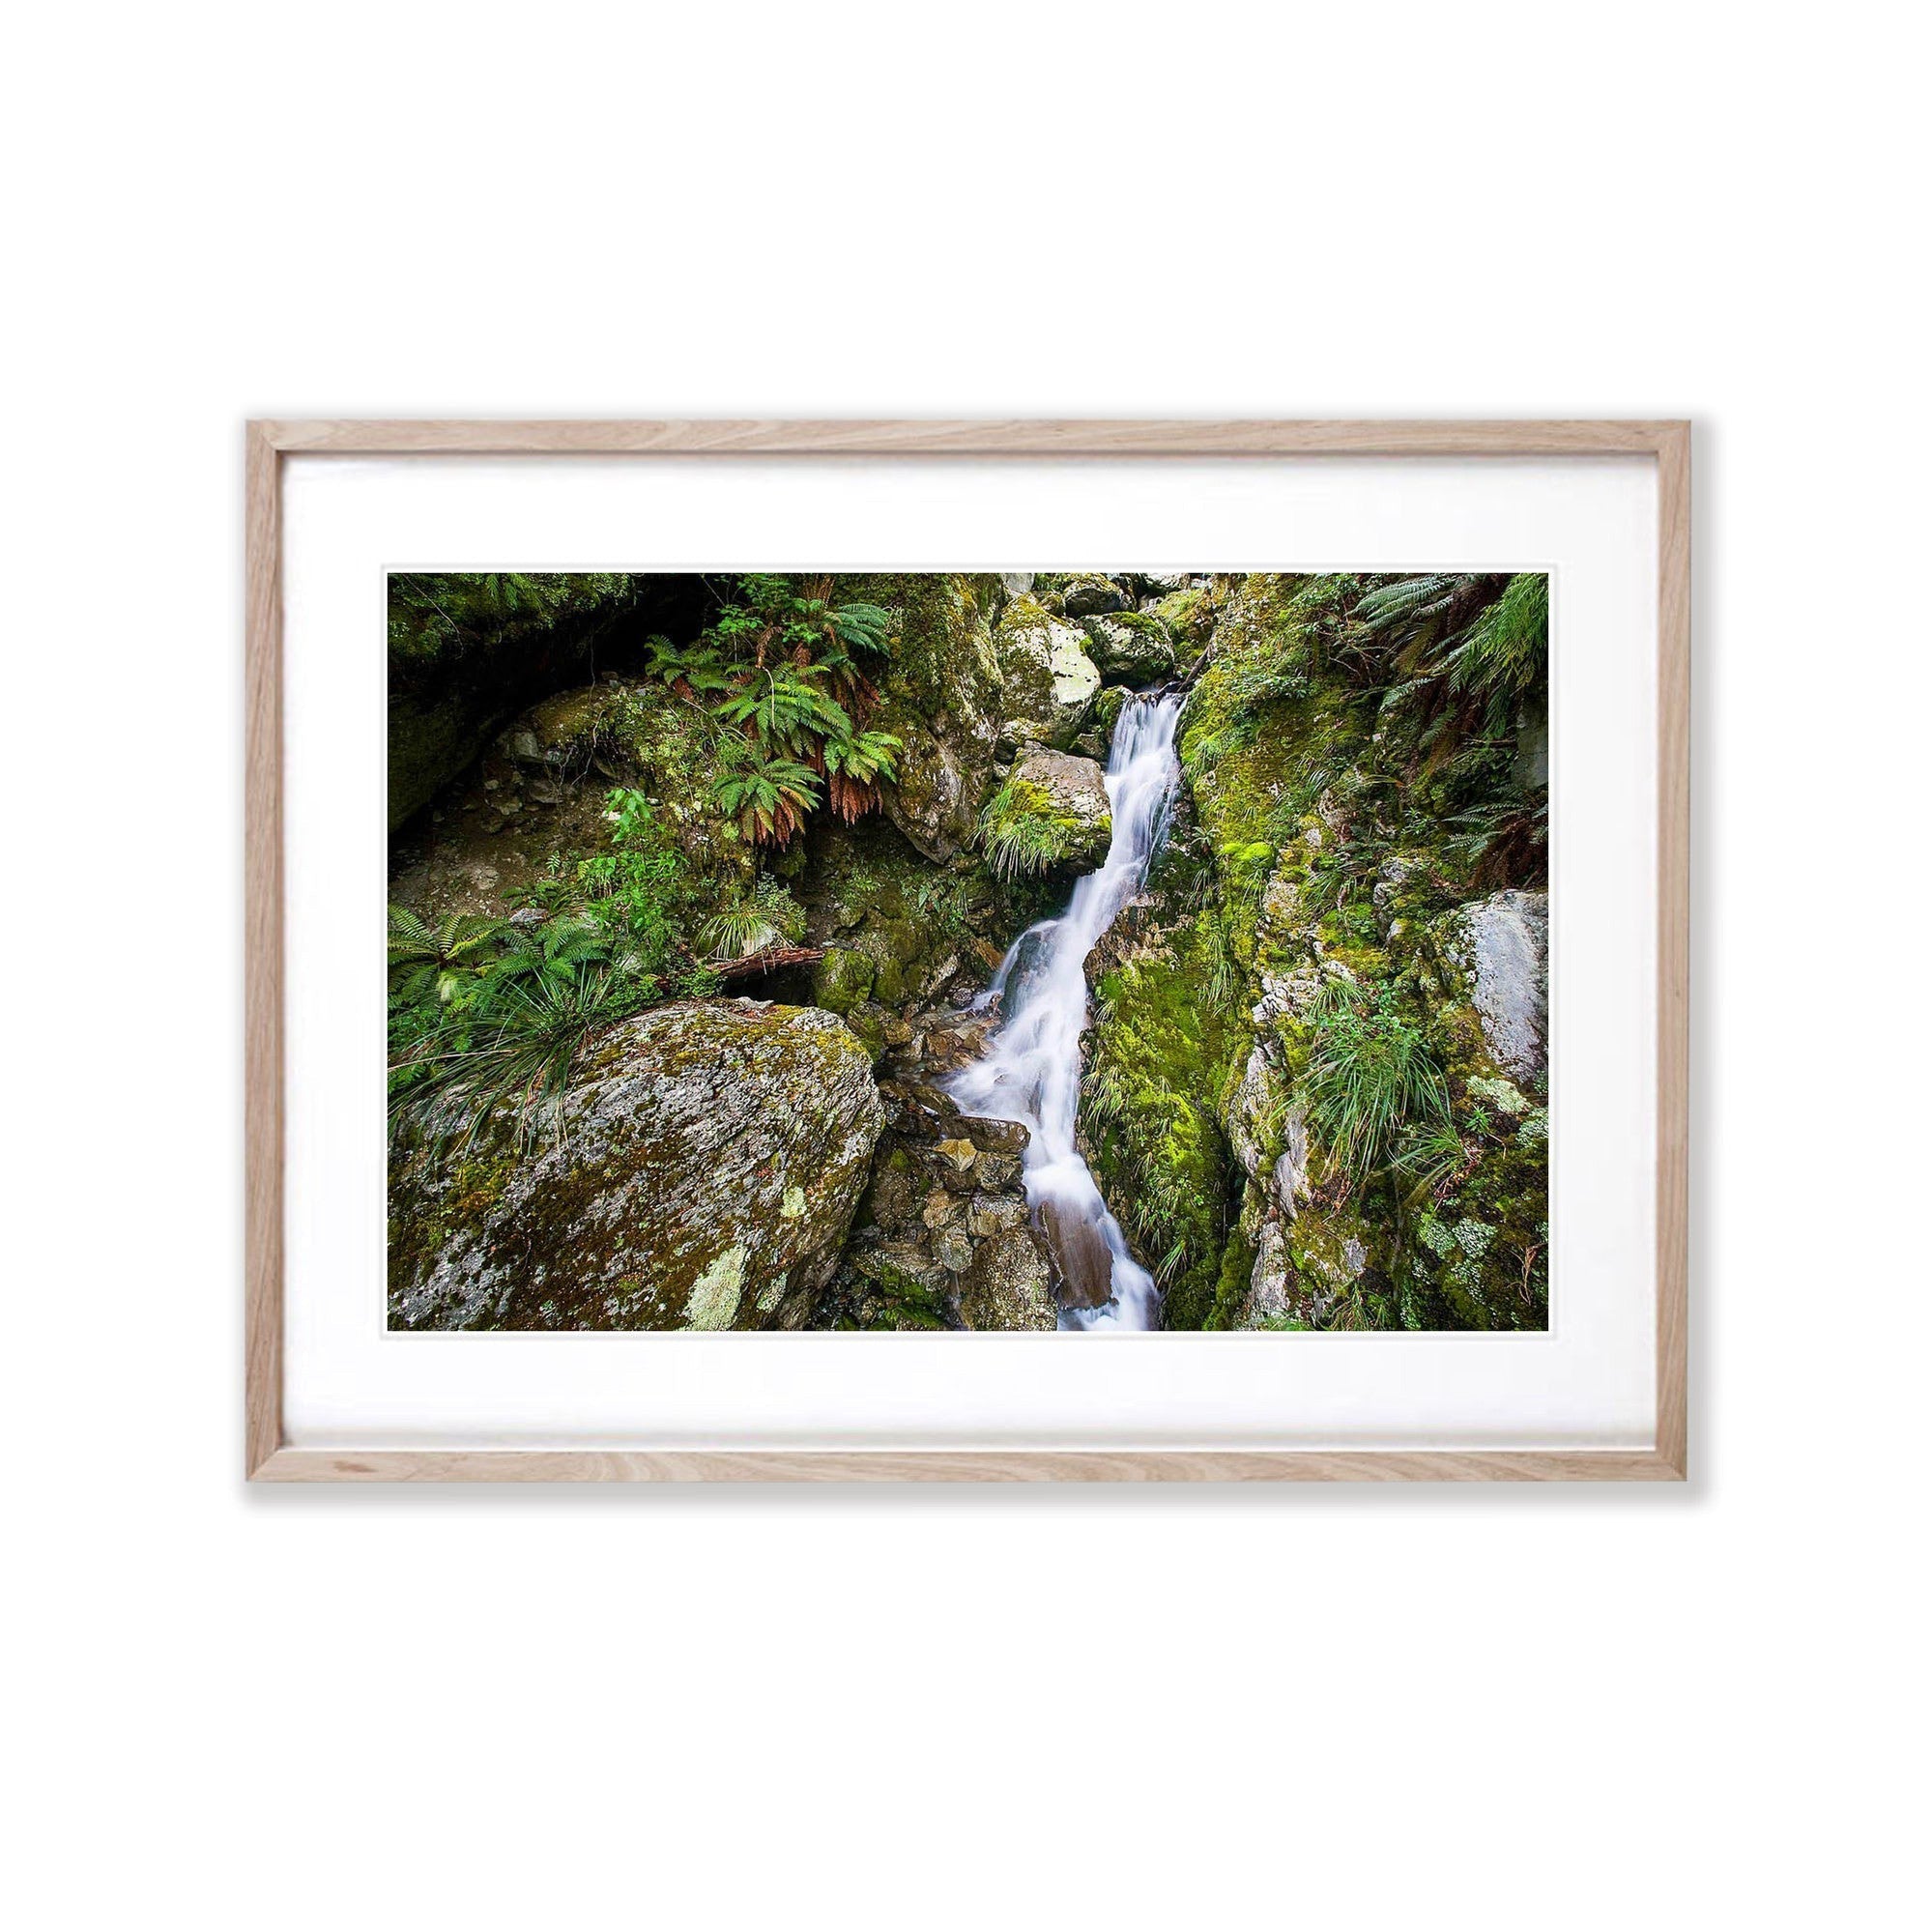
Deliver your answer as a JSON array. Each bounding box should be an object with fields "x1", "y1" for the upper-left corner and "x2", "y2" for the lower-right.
[{"x1": 946, "y1": 692, "x2": 1185, "y2": 1330}]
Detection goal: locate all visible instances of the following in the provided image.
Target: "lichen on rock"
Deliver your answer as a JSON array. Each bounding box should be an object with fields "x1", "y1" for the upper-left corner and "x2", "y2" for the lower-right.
[
  {"x1": 1078, "y1": 609, "x2": 1178, "y2": 687},
  {"x1": 388, "y1": 1000, "x2": 883, "y2": 1330},
  {"x1": 993, "y1": 592, "x2": 1102, "y2": 749},
  {"x1": 837, "y1": 572, "x2": 1005, "y2": 861}
]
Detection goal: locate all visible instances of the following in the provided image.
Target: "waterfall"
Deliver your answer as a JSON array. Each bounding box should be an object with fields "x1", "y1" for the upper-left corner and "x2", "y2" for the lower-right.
[{"x1": 947, "y1": 693, "x2": 1185, "y2": 1330}]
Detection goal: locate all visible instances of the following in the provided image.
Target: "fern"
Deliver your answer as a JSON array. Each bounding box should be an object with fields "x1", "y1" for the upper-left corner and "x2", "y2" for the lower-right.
[
  {"x1": 386, "y1": 907, "x2": 509, "y2": 1006},
  {"x1": 710, "y1": 745, "x2": 822, "y2": 845},
  {"x1": 719, "y1": 664, "x2": 853, "y2": 755}
]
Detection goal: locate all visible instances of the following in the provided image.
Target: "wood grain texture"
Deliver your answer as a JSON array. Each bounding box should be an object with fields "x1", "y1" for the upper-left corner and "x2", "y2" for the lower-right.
[
  {"x1": 244, "y1": 418, "x2": 1691, "y2": 1484},
  {"x1": 245, "y1": 423, "x2": 283, "y2": 1477},
  {"x1": 258, "y1": 418, "x2": 1684, "y2": 458},
  {"x1": 253, "y1": 1448, "x2": 1685, "y2": 1484},
  {"x1": 1655, "y1": 423, "x2": 1692, "y2": 1478}
]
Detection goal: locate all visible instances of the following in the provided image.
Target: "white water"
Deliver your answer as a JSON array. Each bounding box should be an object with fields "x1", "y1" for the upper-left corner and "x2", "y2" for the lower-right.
[{"x1": 947, "y1": 694, "x2": 1185, "y2": 1330}]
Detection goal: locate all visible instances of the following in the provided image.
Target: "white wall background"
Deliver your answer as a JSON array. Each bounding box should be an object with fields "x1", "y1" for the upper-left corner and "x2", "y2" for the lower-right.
[{"x1": 8, "y1": 5, "x2": 1925, "y2": 1929}]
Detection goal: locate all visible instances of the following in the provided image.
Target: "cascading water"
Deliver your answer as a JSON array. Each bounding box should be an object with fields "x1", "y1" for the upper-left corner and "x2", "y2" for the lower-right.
[{"x1": 946, "y1": 692, "x2": 1185, "y2": 1330}]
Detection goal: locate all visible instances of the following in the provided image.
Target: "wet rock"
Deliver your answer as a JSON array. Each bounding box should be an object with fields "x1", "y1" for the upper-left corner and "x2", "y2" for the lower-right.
[
  {"x1": 966, "y1": 1193, "x2": 1026, "y2": 1239},
  {"x1": 933, "y1": 1226, "x2": 976, "y2": 1273},
  {"x1": 957, "y1": 1224, "x2": 1058, "y2": 1330},
  {"x1": 389, "y1": 1001, "x2": 883, "y2": 1331},
  {"x1": 837, "y1": 1065, "x2": 1053, "y2": 1328},
  {"x1": 922, "y1": 1191, "x2": 964, "y2": 1228},
  {"x1": 1037, "y1": 1196, "x2": 1115, "y2": 1311}
]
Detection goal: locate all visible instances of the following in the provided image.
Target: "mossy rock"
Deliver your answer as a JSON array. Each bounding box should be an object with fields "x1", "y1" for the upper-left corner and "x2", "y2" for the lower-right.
[
  {"x1": 811, "y1": 944, "x2": 877, "y2": 1016},
  {"x1": 1060, "y1": 572, "x2": 1132, "y2": 618},
  {"x1": 986, "y1": 751, "x2": 1112, "y2": 878},
  {"x1": 993, "y1": 593, "x2": 1102, "y2": 749},
  {"x1": 388, "y1": 1000, "x2": 884, "y2": 1330},
  {"x1": 835, "y1": 572, "x2": 1004, "y2": 860},
  {"x1": 1078, "y1": 610, "x2": 1178, "y2": 686}
]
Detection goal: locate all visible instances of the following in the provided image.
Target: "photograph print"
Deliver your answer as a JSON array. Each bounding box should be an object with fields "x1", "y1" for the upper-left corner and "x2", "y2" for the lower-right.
[{"x1": 387, "y1": 569, "x2": 1548, "y2": 1333}]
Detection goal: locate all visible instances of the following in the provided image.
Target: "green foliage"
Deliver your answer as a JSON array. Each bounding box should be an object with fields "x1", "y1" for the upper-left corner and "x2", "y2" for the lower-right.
[
  {"x1": 1447, "y1": 572, "x2": 1547, "y2": 712},
  {"x1": 483, "y1": 915, "x2": 611, "y2": 998},
  {"x1": 387, "y1": 907, "x2": 509, "y2": 1007},
  {"x1": 697, "y1": 877, "x2": 806, "y2": 962},
  {"x1": 666, "y1": 575, "x2": 910, "y2": 842},
  {"x1": 388, "y1": 572, "x2": 632, "y2": 675},
  {"x1": 645, "y1": 634, "x2": 734, "y2": 695},
  {"x1": 710, "y1": 742, "x2": 822, "y2": 845},
  {"x1": 388, "y1": 782, "x2": 762, "y2": 1141},
  {"x1": 977, "y1": 778, "x2": 1080, "y2": 880},
  {"x1": 1303, "y1": 977, "x2": 1452, "y2": 1191},
  {"x1": 824, "y1": 729, "x2": 903, "y2": 787},
  {"x1": 718, "y1": 662, "x2": 853, "y2": 756},
  {"x1": 390, "y1": 962, "x2": 658, "y2": 1152}
]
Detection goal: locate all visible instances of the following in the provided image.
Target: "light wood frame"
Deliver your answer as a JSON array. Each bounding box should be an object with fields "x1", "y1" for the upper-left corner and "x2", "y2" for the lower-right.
[{"x1": 246, "y1": 418, "x2": 1689, "y2": 1483}]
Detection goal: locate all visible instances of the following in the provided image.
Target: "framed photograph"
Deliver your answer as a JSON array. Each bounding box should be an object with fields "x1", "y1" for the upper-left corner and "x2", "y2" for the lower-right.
[{"x1": 246, "y1": 419, "x2": 1688, "y2": 1482}]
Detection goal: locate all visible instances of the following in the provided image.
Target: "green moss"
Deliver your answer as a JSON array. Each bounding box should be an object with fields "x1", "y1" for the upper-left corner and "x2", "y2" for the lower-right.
[
  {"x1": 978, "y1": 777, "x2": 1110, "y2": 879},
  {"x1": 1081, "y1": 911, "x2": 1242, "y2": 1329},
  {"x1": 811, "y1": 944, "x2": 877, "y2": 1016},
  {"x1": 850, "y1": 1254, "x2": 951, "y2": 1330}
]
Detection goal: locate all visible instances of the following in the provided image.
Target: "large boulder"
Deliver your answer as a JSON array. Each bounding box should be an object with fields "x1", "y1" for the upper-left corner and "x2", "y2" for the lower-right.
[
  {"x1": 1078, "y1": 611, "x2": 1178, "y2": 686},
  {"x1": 1005, "y1": 747, "x2": 1113, "y2": 873},
  {"x1": 839, "y1": 573, "x2": 1005, "y2": 861},
  {"x1": 993, "y1": 593, "x2": 1101, "y2": 748},
  {"x1": 1445, "y1": 890, "x2": 1549, "y2": 1082},
  {"x1": 1060, "y1": 572, "x2": 1132, "y2": 618},
  {"x1": 389, "y1": 1001, "x2": 883, "y2": 1330}
]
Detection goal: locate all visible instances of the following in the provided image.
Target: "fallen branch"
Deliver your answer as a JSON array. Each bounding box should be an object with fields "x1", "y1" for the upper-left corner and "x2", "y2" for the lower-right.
[{"x1": 713, "y1": 944, "x2": 824, "y2": 980}]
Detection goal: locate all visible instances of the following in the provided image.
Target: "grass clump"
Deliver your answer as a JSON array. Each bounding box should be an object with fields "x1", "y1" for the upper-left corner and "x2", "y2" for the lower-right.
[
  {"x1": 1303, "y1": 977, "x2": 1452, "y2": 1191},
  {"x1": 976, "y1": 778, "x2": 1082, "y2": 880}
]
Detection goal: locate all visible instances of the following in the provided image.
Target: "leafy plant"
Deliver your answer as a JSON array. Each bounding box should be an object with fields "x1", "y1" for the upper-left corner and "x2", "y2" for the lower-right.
[
  {"x1": 823, "y1": 728, "x2": 903, "y2": 822},
  {"x1": 978, "y1": 778, "x2": 1077, "y2": 880},
  {"x1": 1303, "y1": 977, "x2": 1452, "y2": 1190},
  {"x1": 1446, "y1": 571, "x2": 1548, "y2": 716},
  {"x1": 481, "y1": 915, "x2": 610, "y2": 998},
  {"x1": 644, "y1": 633, "x2": 734, "y2": 698},
  {"x1": 698, "y1": 904, "x2": 783, "y2": 960},
  {"x1": 710, "y1": 744, "x2": 822, "y2": 845},
  {"x1": 387, "y1": 907, "x2": 508, "y2": 1006},
  {"x1": 390, "y1": 962, "x2": 655, "y2": 1151},
  {"x1": 718, "y1": 662, "x2": 853, "y2": 756}
]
